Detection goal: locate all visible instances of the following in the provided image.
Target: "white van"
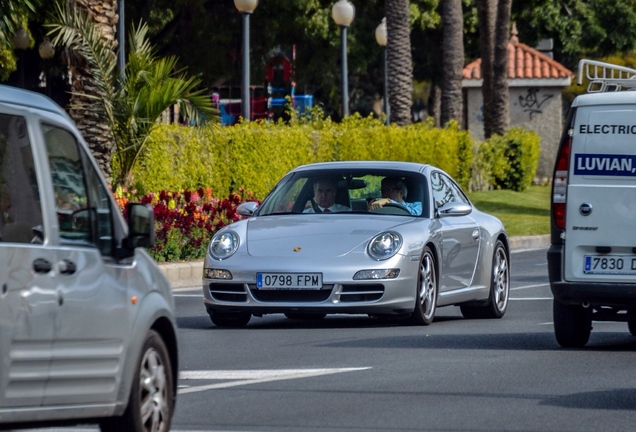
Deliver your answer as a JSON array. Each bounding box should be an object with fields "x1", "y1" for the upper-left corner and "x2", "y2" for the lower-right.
[
  {"x1": 0, "y1": 85, "x2": 178, "y2": 430},
  {"x1": 549, "y1": 60, "x2": 636, "y2": 347}
]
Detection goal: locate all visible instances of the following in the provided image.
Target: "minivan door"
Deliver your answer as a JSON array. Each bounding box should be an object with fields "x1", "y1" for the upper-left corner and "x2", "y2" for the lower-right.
[
  {"x1": 0, "y1": 113, "x2": 56, "y2": 408},
  {"x1": 566, "y1": 107, "x2": 636, "y2": 282},
  {"x1": 39, "y1": 124, "x2": 131, "y2": 406}
]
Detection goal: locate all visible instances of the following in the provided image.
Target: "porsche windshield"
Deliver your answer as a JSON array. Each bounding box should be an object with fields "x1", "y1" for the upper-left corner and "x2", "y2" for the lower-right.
[{"x1": 257, "y1": 170, "x2": 426, "y2": 217}]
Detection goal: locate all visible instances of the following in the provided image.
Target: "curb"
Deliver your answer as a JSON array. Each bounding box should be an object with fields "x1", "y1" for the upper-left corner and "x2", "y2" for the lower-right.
[{"x1": 158, "y1": 235, "x2": 550, "y2": 290}]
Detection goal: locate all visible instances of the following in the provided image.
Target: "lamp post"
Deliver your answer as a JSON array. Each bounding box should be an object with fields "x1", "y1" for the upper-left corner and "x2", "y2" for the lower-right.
[
  {"x1": 234, "y1": 0, "x2": 259, "y2": 122},
  {"x1": 332, "y1": 0, "x2": 355, "y2": 117},
  {"x1": 13, "y1": 27, "x2": 30, "y2": 88},
  {"x1": 375, "y1": 17, "x2": 389, "y2": 125}
]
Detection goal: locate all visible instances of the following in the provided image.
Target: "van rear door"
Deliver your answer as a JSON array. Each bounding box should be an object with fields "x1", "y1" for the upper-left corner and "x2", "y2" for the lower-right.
[{"x1": 565, "y1": 104, "x2": 636, "y2": 283}]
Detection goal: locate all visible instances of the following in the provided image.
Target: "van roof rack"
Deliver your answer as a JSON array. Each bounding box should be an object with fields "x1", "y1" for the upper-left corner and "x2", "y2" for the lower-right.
[{"x1": 578, "y1": 59, "x2": 636, "y2": 93}]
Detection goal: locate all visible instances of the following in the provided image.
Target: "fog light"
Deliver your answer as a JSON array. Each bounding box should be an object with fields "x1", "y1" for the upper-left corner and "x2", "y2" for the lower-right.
[
  {"x1": 204, "y1": 268, "x2": 233, "y2": 279},
  {"x1": 353, "y1": 269, "x2": 400, "y2": 280}
]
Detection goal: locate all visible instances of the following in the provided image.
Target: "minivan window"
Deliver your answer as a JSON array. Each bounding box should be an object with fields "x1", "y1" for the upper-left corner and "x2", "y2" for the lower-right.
[
  {"x1": 0, "y1": 114, "x2": 44, "y2": 244},
  {"x1": 42, "y1": 124, "x2": 114, "y2": 255}
]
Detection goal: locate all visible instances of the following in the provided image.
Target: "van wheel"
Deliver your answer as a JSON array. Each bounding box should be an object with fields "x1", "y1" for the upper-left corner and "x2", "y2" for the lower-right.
[
  {"x1": 553, "y1": 299, "x2": 592, "y2": 348},
  {"x1": 628, "y1": 320, "x2": 636, "y2": 336},
  {"x1": 209, "y1": 311, "x2": 251, "y2": 327},
  {"x1": 460, "y1": 240, "x2": 510, "y2": 319},
  {"x1": 100, "y1": 330, "x2": 174, "y2": 432}
]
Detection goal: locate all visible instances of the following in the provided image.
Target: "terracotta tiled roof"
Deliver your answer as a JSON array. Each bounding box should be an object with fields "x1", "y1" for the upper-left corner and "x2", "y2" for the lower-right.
[{"x1": 462, "y1": 31, "x2": 572, "y2": 80}]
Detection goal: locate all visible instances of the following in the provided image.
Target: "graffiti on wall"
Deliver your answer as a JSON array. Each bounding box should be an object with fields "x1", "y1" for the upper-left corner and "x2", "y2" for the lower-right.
[{"x1": 519, "y1": 88, "x2": 553, "y2": 120}]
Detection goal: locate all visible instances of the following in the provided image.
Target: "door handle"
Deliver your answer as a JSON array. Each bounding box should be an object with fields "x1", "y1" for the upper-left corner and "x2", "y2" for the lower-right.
[
  {"x1": 33, "y1": 258, "x2": 52, "y2": 274},
  {"x1": 472, "y1": 229, "x2": 480, "y2": 240},
  {"x1": 58, "y1": 259, "x2": 77, "y2": 275}
]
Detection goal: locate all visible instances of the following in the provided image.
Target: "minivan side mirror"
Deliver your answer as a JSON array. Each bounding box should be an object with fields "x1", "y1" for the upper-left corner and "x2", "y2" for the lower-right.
[{"x1": 126, "y1": 203, "x2": 155, "y2": 249}]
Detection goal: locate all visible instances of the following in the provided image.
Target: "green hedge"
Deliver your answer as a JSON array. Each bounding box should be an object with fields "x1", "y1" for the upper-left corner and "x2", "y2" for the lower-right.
[{"x1": 131, "y1": 115, "x2": 539, "y2": 197}]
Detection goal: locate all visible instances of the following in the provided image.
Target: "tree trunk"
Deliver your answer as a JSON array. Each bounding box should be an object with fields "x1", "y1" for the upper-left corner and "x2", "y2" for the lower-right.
[
  {"x1": 491, "y1": 0, "x2": 512, "y2": 136},
  {"x1": 440, "y1": 0, "x2": 464, "y2": 127},
  {"x1": 386, "y1": 0, "x2": 413, "y2": 126},
  {"x1": 69, "y1": 0, "x2": 119, "y2": 183},
  {"x1": 477, "y1": 0, "x2": 496, "y2": 138},
  {"x1": 427, "y1": 83, "x2": 441, "y2": 127}
]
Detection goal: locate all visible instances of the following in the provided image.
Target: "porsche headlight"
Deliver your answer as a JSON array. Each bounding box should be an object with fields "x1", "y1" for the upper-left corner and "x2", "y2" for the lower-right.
[
  {"x1": 208, "y1": 231, "x2": 239, "y2": 260},
  {"x1": 367, "y1": 232, "x2": 402, "y2": 261}
]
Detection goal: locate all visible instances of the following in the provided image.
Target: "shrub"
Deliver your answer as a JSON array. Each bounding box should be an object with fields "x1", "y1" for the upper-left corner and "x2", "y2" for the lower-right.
[{"x1": 472, "y1": 128, "x2": 540, "y2": 192}]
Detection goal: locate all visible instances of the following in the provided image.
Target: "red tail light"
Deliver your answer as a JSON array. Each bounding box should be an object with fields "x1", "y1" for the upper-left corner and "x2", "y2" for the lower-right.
[{"x1": 552, "y1": 134, "x2": 571, "y2": 229}]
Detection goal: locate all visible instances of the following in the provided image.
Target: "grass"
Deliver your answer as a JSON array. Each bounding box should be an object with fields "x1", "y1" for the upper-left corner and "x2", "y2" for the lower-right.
[{"x1": 467, "y1": 185, "x2": 551, "y2": 237}]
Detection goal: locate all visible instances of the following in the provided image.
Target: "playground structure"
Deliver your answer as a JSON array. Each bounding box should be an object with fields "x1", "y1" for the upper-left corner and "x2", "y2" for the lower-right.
[{"x1": 213, "y1": 51, "x2": 313, "y2": 125}]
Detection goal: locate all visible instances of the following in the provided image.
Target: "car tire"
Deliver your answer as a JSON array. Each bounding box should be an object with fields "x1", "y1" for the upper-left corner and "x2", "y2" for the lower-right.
[
  {"x1": 553, "y1": 299, "x2": 592, "y2": 348},
  {"x1": 209, "y1": 312, "x2": 251, "y2": 327},
  {"x1": 100, "y1": 330, "x2": 174, "y2": 432},
  {"x1": 406, "y1": 247, "x2": 437, "y2": 326},
  {"x1": 628, "y1": 320, "x2": 636, "y2": 336},
  {"x1": 460, "y1": 240, "x2": 510, "y2": 319},
  {"x1": 284, "y1": 312, "x2": 327, "y2": 320}
]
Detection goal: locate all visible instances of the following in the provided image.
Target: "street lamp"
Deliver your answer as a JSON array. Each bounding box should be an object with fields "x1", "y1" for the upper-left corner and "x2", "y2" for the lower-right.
[
  {"x1": 375, "y1": 17, "x2": 389, "y2": 125},
  {"x1": 234, "y1": 0, "x2": 259, "y2": 122},
  {"x1": 332, "y1": 0, "x2": 355, "y2": 117}
]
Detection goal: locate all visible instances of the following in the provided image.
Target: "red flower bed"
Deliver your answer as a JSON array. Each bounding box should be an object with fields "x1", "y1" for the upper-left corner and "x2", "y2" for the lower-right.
[{"x1": 114, "y1": 186, "x2": 257, "y2": 262}]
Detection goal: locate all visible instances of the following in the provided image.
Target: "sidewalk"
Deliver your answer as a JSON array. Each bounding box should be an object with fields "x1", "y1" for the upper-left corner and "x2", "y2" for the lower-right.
[{"x1": 158, "y1": 234, "x2": 550, "y2": 290}]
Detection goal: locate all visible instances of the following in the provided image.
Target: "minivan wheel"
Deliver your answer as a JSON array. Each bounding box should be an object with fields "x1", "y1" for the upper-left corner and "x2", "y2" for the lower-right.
[
  {"x1": 209, "y1": 311, "x2": 251, "y2": 327},
  {"x1": 100, "y1": 330, "x2": 174, "y2": 432},
  {"x1": 460, "y1": 240, "x2": 510, "y2": 319},
  {"x1": 553, "y1": 299, "x2": 592, "y2": 348}
]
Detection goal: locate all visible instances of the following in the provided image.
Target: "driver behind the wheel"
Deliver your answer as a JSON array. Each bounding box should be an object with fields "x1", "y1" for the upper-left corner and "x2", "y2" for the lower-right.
[{"x1": 368, "y1": 176, "x2": 422, "y2": 215}]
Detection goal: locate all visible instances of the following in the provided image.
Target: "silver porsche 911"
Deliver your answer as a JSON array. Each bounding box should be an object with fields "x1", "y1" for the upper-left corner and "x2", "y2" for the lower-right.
[{"x1": 202, "y1": 161, "x2": 510, "y2": 327}]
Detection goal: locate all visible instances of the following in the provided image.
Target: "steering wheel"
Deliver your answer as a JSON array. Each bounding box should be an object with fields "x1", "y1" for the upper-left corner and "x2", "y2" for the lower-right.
[{"x1": 369, "y1": 202, "x2": 411, "y2": 215}]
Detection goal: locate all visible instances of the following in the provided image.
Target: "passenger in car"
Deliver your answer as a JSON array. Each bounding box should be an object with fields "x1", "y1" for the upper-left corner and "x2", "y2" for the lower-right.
[
  {"x1": 368, "y1": 176, "x2": 422, "y2": 215},
  {"x1": 303, "y1": 177, "x2": 351, "y2": 213}
]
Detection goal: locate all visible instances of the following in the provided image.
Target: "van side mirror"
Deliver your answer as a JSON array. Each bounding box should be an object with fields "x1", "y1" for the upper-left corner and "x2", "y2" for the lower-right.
[{"x1": 126, "y1": 203, "x2": 155, "y2": 249}]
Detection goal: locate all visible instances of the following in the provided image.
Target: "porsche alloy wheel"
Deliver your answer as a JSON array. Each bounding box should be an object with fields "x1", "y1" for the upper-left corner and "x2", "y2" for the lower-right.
[
  {"x1": 461, "y1": 240, "x2": 510, "y2": 319},
  {"x1": 407, "y1": 247, "x2": 437, "y2": 325}
]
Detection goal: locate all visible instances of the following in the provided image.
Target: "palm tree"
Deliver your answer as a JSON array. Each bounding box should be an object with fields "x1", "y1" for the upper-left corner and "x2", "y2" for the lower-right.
[
  {"x1": 386, "y1": 0, "x2": 413, "y2": 126},
  {"x1": 491, "y1": 0, "x2": 512, "y2": 136},
  {"x1": 57, "y1": 0, "x2": 118, "y2": 182},
  {"x1": 47, "y1": 2, "x2": 216, "y2": 188},
  {"x1": 440, "y1": 0, "x2": 464, "y2": 127},
  {"x1": 477, "y1": 0, "x2": 496, "y2": 138},
  {"x1": 477, "y1": 0, "x2": 511, "y2": 138}
]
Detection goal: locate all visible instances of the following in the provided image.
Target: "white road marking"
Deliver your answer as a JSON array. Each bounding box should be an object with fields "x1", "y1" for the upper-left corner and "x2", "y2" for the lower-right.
[
  {"x1": 178, "y1": 367, "x2": 371, "y2": 395},
  {"x1": 510, "y1": 297, "x2": 552, "y2": 301},
  {"x1": 511, "y1": 283, "x2": 549, "y2": 291}
]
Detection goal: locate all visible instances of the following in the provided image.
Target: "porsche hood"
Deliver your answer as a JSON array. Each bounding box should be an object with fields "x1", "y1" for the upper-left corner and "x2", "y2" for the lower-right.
[{"x1": 243, "y1": 215, "x2": 412, "y2": 257}]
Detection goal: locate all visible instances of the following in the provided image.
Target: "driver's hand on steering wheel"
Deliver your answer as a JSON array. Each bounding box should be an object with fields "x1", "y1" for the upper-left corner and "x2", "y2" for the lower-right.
[{"x1": 368, "y1": 198, "x2": 391, "y2": 210}]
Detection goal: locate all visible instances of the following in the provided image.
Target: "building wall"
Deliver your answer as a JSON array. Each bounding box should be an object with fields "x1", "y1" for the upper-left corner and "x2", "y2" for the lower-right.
[{"x1": 465, "y1": 86, "x2": 564, "y2": 181}]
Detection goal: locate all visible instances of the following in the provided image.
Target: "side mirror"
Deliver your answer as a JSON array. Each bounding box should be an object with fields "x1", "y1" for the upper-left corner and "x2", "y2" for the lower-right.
[
  {"x1": 126, "y1": 203, "x2": 155, "y2": 248},
  {"x1": 237, "y1": 201, "x2": 259, "y2": 217},
  {"x1": 436, "y1": 202, "x2": 472, "y2": 218}
]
